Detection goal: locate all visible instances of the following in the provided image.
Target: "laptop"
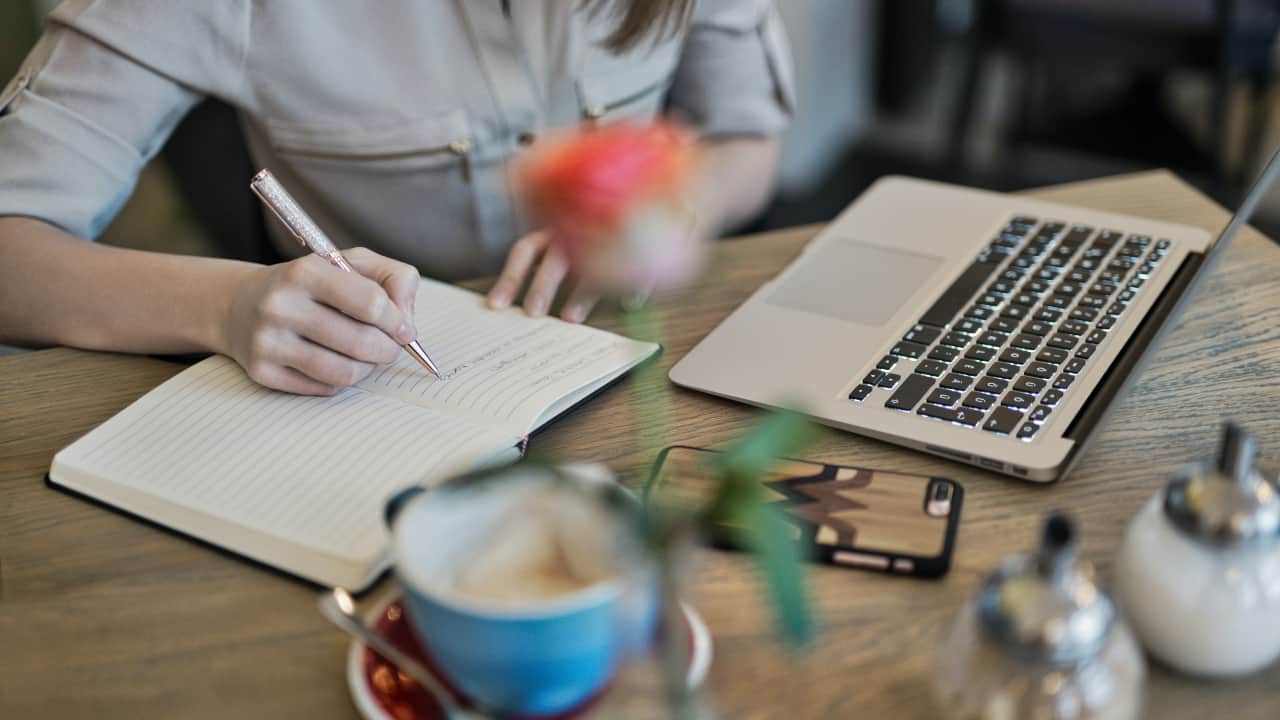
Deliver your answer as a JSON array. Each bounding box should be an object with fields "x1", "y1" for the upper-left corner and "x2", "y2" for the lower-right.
[{"x1": 671, "y1": 151, "x2": 1280, "y2": 482}]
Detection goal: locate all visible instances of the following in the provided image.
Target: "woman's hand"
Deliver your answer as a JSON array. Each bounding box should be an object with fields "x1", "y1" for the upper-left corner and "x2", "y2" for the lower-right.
[
  {"x1": 221, "y1": 247, "x2": 420, "y2": 395},
  {"x1": 485, "y1": 230, "x2": 601, "y2": 323}
]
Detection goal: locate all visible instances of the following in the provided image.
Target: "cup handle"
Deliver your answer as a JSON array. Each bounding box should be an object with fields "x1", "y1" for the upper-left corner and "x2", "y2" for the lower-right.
[{"x1": 384, "y1": 485, "x2": 427, "y2": 529}]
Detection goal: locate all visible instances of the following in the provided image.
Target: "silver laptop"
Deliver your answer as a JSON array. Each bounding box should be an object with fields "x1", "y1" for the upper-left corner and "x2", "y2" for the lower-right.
[{"x1": 671, "y1": 151, "x2": 1280, "y2": 482}]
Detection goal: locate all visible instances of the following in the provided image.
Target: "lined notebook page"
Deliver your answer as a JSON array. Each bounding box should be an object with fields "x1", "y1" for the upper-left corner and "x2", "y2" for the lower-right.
[
  {"x1": 53, "y1": 356, "x2": 517, "y2": 569},
  {"x1": 358, "y1": 280, "x2": 658, "y2": 436}
]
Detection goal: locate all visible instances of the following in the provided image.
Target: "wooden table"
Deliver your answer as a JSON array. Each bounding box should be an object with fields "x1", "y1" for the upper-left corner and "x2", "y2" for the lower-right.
[{"x1": 3, "y1": 171, "x2": 1278, "y2": 719}]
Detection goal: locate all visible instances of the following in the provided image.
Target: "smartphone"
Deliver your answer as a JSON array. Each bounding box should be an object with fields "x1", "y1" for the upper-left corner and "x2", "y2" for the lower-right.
[{"x1": 646, "y1": 446, "x2": 963, "y2": 578}]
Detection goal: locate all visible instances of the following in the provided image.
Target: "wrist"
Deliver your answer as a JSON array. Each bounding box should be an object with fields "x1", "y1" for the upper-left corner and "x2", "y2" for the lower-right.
[{"x1": 198, "y1": 261, "x2": 259, "y2": 356}]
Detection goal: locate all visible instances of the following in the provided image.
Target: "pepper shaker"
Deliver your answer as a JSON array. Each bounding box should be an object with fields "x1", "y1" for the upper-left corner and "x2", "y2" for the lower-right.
[
  {"x1": 1116, "y1": 423, "x2": 1280, "y2": 677},
  {"x1": 933, "y1": 514, "x2": 1144, "y2": 720}
]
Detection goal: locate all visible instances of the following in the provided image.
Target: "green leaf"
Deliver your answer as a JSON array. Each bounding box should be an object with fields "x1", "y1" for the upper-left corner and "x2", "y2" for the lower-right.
[
  {"x1": 713, "y1": 409, "x2": 814, "y2": 483},
  {"x1": 733, "y1": 500, "x2": 815, "y2": 646}
]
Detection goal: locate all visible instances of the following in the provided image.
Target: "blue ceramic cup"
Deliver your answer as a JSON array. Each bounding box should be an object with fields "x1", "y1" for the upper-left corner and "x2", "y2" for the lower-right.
[{"x1": 385, "y1": 464, "x2": 656, "y2": 716}]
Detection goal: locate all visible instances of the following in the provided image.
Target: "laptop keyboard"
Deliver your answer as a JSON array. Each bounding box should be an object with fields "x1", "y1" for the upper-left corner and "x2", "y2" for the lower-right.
[{"x1": 847, "y1": 216, "x2": 1171, "y2": 440}]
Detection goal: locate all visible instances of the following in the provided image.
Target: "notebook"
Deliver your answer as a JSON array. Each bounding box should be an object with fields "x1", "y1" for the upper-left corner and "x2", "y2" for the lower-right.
[{"x1": 49, "y1": 279, "x2": 658, "y2": 590}]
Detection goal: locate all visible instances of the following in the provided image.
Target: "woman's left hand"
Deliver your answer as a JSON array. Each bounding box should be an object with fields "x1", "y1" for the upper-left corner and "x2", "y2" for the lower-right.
[{"x1": 485, "y1": 230, "x2": 601, "y2": 323}]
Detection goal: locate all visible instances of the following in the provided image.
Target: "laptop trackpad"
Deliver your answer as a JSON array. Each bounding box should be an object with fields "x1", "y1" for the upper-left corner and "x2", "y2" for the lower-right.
[{"x1": 767, "y1": 240, "x2": 944, "y2": 326}]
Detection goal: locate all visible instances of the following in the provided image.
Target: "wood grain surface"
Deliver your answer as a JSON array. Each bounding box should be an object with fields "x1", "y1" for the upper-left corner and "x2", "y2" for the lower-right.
[{"x1": 2, "y1": 171, "x2": 1278, "y2": 719}]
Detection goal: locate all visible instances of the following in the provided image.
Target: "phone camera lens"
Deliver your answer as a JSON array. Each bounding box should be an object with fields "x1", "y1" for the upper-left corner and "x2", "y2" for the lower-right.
[{"x1": 935, "y1": 484, "x2": 951, "y2": 500}]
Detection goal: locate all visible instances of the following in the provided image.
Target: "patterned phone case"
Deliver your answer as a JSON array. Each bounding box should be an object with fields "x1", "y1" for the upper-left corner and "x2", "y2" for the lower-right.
[{"x1": 646, "y1": 446, "x2": 963, "y2": 578}]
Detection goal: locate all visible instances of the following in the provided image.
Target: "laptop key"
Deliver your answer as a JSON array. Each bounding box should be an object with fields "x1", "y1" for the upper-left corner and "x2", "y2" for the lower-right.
[
  {"x1": 989, "y1": 317, "x2": 1019, "y2": 333},
  {"x1": 863, "y1": 370, "x2": 884, "y2": 385},
  {"x1": 1042, "y1": 388, "x2": 1064, "y2": 406},
  {"x1": 903, "y1": 325, "x2": 942, "y2": 345},
  {"x1": 877, "y1": 356, "x2": 898, "y2": 371},
  {"x1": 1022, "y1": 321, "x2": 1052, "y2": 336},
  {"x1": 954, "y1": 359, "x2": 986, "y2": 376},
  {"x1": 1029, "y1": 405, "x2": 1052, "y2": 423},
  {"x1": 879, "y1": 373, "x2": 902, "y2": 389},
  {"x1": 1037, "y1": 348, "x2": 1069, "y2": 364},
  {"x1": 849, "y1": 384, "x2": 874, "y2": 402},
  {"x1": 1002, "y1": 391, "x2": 1035, "y2": 411},
  {"x1": 1060, "y1": 321, "x2": 1089, "y2": 336},
  {"x1": 927, "y1": 388, "x2": 962, "y2": 407},
  {"x1": 884, "y1": 373, "x2": 935, "y2": 411},
  {"x1": 955, "y1": 318, "x2": 985, "y2": 334},
  {"x1": 1065, "y1": 358, "x2": 1087, "y2": 374},
  {"x1": 940, "y1": 373, "x2": 974, "y2": 391},
  {"x1": 966, "y1": 345, "x2": 997, "y2": 361},
  {"x1": 919, "y1": 404, "x2": 982, "y2": 426},
  {"x1": 1034, "y1": 308, "x2": 1063, "y2": 323},
  {"x1": 1017, "y1": 422, "x2": 1040, "y2": 439},
  {"x1": 1076, "y1": 344, "x2": 1097, "y2": 360},
  {"x1": 1069, "y1": 308, "x2": 1099, "y2": 322},
  {"x1": 964, "y1": 392, "x2": 996, "y2": 410},
  {"x1": 1052, "y1": 374, "x2": 1074, "y2": 390},
  {"x1": 1013, "y1": 376, "x2": 1047, "y2": 394},
  {"x1": 1046, "y1": 334, "x2": 1078, "y2": 350},
  {"x1": 1011, "y1": 334, "x2": 1041, "y2": 350},
  {"x1": 929, "y1": 346, "x2": 961, "y2": 362},
  {"x1": 999, "y1": 305, "x2": 1029, "y2": 320},
  {"x1": 988, "y1": 362, "x2": 1019, "y2": 379},
  {"x1": 916, "y1": 359, "x2": 948, "y2": 377},
  {"x1": 974, "y1": 376, "x2": 1009, "y2": 395},
  {"x1": 891, "y1": 341, "x2": 928, "y2": 359},
  {"x1": 999, "y1": 347, "x2": 1032, "y2": 364},
  {"x1": 977, "y1": 331, "x2": 1007, "y2": 347},
  {"x1": 1025, "y1": 362, "x2": 1056, "y2": 379},
  {"x1": 984, "y1": 407, "x2": 1023, "y2": 435},
  {"x1": 1086, "y1": 330, "x2": 1107, "y2": 344},
  {"x1": 966, "y1": 305, "x2": 994, "y2": 320}
]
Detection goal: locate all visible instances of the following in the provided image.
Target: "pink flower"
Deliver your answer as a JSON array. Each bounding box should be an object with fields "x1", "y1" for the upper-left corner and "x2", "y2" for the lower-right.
[{"x1": 517, "y1": 122, "x2": 704, "y2": 291}]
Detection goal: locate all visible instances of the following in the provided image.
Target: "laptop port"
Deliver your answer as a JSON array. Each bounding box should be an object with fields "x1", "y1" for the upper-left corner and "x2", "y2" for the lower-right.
[
  {"x1": 926, "y1": 444, "x2": 971, "y2": 461},
  {"x1": 979, "y1": 457, "x2": 1003, "y2": 470}
]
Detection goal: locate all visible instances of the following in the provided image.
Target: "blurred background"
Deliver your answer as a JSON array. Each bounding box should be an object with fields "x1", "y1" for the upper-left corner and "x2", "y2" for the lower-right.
[{"x1": 3, "y1": 0, "x2": 1280, "y2": 262}]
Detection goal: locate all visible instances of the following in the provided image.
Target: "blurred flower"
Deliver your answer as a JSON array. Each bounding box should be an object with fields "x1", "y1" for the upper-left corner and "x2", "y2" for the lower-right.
[{"x1": 517, "y1": 121, "x2": 704, "y2": 292}]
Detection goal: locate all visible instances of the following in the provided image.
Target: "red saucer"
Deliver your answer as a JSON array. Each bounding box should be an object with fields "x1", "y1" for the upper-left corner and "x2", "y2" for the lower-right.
[{"x1": 346, "y1": 594, "x2": 712, "y2": 720}]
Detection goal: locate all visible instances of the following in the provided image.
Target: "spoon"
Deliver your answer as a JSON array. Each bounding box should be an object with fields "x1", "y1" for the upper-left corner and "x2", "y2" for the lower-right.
[{"x1": 318, "y1": 587, "x2": 491, "y2": 720}]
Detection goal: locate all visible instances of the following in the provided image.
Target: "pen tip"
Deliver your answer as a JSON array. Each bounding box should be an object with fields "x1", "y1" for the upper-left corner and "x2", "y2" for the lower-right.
[{"x1": 405, "y1": 340, "x2": 442, "y2": 379}]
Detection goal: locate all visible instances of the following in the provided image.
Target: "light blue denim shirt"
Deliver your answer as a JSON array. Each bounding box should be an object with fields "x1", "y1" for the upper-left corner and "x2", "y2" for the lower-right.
[{"x1": 0, "y1": 0, "x2": 794, "y2": 281}]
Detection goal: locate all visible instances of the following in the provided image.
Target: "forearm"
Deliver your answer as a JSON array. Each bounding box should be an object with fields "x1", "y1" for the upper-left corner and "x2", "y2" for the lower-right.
[
  {"x1": 692, "y1": 136, "x2": 781, "y2": 235},
  {"x1": 0, "y1": 216, "x2": 249, "y2": 355}
]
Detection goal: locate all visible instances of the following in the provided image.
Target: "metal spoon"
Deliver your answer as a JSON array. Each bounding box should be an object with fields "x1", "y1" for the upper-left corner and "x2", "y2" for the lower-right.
[{"x1": 317, "y1": 587, "x2": 491, "y2": 720}]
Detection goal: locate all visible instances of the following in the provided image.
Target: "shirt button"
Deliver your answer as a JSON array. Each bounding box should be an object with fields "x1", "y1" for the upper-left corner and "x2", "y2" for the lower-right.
[{"x1": 517, "y1": 131, "x2": 536, "y2": 147}]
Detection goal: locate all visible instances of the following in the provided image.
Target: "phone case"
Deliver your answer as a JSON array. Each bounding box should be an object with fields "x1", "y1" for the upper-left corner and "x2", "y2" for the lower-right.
[{"x1": 647, "y1": 446, "x2": 963, "y2": 578}]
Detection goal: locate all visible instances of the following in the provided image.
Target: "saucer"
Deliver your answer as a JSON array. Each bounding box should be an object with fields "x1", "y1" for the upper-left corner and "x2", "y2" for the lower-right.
[{"x1": 346, "y1": 592, "x2": 713, "y2": 720}]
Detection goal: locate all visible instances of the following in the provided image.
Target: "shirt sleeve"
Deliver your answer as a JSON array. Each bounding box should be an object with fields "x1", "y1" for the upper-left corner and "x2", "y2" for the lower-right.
[
  {"x1": 665, "y1": 0, "x2": 796, "y2": 138},
  {"x1": 0, "y1": 1, "x2": 248, "y2": 240}
]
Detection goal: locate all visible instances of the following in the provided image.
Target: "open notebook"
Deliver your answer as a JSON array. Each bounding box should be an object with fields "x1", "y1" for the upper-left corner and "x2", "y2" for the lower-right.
[{"x1": 49, "y1": 279, "x2": 658, "y2": 590}]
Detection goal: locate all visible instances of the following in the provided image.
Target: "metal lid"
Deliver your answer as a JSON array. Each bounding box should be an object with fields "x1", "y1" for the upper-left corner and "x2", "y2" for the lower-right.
[
  {"x1": 1164, "y1": 423, "x2": 1280, "y2": 548},
  {"x1": 978, "y1": 514, "x2": 1115, "y2": 667}
]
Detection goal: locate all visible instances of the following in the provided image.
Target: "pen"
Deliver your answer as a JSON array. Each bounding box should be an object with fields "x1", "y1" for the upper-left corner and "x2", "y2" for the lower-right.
[{"x1": 249, "y1": 169, "x2": 442, "y2": 378}]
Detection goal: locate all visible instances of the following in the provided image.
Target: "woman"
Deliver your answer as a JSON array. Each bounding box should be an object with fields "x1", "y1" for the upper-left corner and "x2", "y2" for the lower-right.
[{"x1": 0, "y1": 0, "x2": 793, "y2": 395}]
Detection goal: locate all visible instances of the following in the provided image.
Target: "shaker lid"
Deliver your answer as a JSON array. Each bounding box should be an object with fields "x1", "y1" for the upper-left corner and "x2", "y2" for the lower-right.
[
  {"x1": 979, "y1": 514, "x2": 1114, "y2": 666},
  {"x1": 1164, "y1": 423, "x2": 1280, "y2": 547}
]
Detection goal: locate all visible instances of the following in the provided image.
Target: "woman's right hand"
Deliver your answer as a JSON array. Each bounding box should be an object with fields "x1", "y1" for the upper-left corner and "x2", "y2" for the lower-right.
[{"x1": 220, "y1": 247, "x2": 421, "y2": 395}]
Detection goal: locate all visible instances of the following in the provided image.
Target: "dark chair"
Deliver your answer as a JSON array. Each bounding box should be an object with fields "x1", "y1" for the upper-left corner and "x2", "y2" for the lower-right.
[
  {"x1": 161, "y1": 98, "x2": 281, "y2": 264},
  {"x1": 948, "y1": 0, "x2": 1280, "y2": 193}
]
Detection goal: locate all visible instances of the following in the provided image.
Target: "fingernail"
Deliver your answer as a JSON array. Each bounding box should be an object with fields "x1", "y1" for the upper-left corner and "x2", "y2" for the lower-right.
[
  {"x1": 526, "y1": 296, "x2": 547, "y2": 316},
  {"x1": 487, "y1": 291, "x2": 510, "y2": 309},
  {"x1": 564, "y1": 304, "x2": 587, "y2": 323}
]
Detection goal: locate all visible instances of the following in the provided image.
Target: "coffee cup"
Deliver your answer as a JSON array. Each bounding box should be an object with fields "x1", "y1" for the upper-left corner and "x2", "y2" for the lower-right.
[{"x1": 384, "y1": 463, "x2": 657, "y2": 716}]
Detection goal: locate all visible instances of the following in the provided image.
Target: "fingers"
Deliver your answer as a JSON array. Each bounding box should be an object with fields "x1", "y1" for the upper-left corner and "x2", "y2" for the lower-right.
[
  {"x1": 249, "y1": 363, "x2": 339, "y2": 397},
  {"x1": 292, "y1": 257, "x2": 415, "y2": 344},
  {"x1": 560, "y1": 281, "x2": 602, "y2": 323},
  {"x1": 523, "y1": 244, "x2": 571, "y2": 317},
  {"x1": 290, "y1": 302, "x2": 401, "y2": 365},
  {"x1": 487, "y1": 231, "x2": 549, "y2": 309},
  {"x1": 276, "y1": 334, "x2": 378, "y2": 388},
  {"x1": 343, "y1": 247, "x2": 421, "y2": 317}
]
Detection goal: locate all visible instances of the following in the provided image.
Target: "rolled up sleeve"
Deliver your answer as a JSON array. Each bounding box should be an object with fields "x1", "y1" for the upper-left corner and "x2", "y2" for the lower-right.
[
  {"x1": 666, "y1": 0, "x2": 796, "y2": 138},
  {"x1": 0, "y1": 10, "x2": 224, "y2": 239}
]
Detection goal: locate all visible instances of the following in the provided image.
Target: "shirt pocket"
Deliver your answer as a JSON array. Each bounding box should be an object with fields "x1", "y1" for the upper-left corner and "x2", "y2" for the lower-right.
[
  {"x1": 576, "y1": 52, "x2": 677, "y2": 125},
  {"x1": 261, "y1": 108, "x2": 496, "y2": 278},
  {"x1": 266, "y1": 108, "x2": 475, "y2": 180}
]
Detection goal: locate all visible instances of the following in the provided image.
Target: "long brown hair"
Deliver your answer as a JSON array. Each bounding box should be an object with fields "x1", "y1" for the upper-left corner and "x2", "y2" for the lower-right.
[{"x1": 585, "y1": 0, "x2": 695, "y2": 53}]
